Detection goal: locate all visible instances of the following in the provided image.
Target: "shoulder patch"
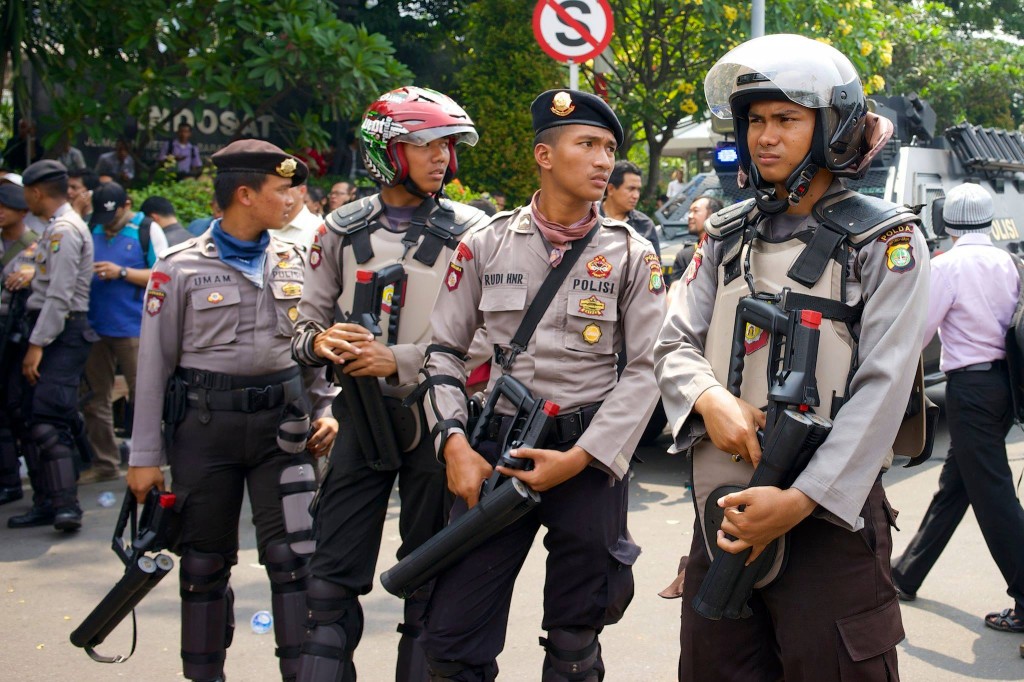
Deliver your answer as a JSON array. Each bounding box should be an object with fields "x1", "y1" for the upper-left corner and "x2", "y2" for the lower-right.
[{"x1": 161, "y1": 237, "x2": 197, "y2": 260}]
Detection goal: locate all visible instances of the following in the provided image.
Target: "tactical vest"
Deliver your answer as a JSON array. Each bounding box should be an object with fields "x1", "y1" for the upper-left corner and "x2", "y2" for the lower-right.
[
  {"x1": 325, "y1": 195, "x2": 487, "y2": 348},
  {"x1": 693, "y1": 190, "x2": 922, "y2": 587}
]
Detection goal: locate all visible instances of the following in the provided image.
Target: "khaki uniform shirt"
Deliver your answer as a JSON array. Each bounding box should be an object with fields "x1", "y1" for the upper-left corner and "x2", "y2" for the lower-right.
[
  {"x1": 655, "y1": 183, "x2": 930, "y2": 529},
  {"x1": 130, "y1": 230, "x2": 337, "y2": 467},
  {"x1": 0, "y1": 230, "x2": 39, "y2": 316},
  {"x1": 26, "y1": 202, "x2": 93, "y2": 346},
  {"x1": 423, "y1": 205, "x2": 665, "y2": 480}
]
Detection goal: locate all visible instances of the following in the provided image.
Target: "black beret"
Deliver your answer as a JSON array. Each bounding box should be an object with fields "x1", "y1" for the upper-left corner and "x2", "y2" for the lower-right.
[
  {"x1": 531, "y1": 90, "x2": 623, "y2": 147},
  {"x1": 211, "y1": 139, "x2": 308, "y2": 186},
  {"x1": 22, "y1": 159, "x2": 68, "y2": 187},
  {"x1": 0, "y1": 184, "x2": 27, "y2": 211}
]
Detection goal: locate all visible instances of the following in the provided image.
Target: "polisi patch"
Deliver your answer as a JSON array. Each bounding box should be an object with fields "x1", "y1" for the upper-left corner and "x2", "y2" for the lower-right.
[
  {"x1": 885, "y1": 236, "x2": 915, "y2": 273},
  {"x1": 586, "y1": 255, "x2": 612, "y2": 279},
  {"x1": 578, "y1": 295, "x2": 606, "y2": 317}
]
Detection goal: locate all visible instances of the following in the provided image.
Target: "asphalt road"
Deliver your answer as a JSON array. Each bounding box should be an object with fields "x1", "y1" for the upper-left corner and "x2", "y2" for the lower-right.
[{"x1": 3, "y1": 392, "x2": 1024, "y2": 680}]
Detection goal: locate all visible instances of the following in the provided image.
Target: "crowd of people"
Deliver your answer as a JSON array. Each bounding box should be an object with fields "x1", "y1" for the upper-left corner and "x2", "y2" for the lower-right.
[{"x1": 0, "y1": 32, "x2": 1021, "y2": 682}]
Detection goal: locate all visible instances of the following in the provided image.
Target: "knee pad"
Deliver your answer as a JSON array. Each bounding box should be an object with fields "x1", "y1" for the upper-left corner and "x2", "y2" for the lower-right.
[
  {"x1": 426, "y1": 657, "x2": 498, "y2": 682},
  {"x1": 397, "y1": 595, "x2": 431, "y2": 682},
  {"x1": 0, "y1": 428, "x2": 20, "y2": 485},
  {"x1": 540, "y1": 628, "x2": 603, "y2": 681},
  {"x1": 31, "y1": 422, "x2": 76, "y2": 506},
  {"x1": 180, "y1": 551, "x2": 234, "y2": 682},
  {"x1": 296, "y1": 577, "x2": 361, "y2": 682},
  {"x1": 266, "y1": 540, "x2": 310, "y2": 678}
]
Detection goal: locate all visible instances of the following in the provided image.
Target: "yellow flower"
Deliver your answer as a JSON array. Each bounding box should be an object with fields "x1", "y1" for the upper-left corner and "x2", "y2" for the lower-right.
[
  {"x1": 816, "y1": 37, "x2": 833, "y2": 46},
  {"x1": 677, "y1": 81, "x2": 696, "y2": 95},
  {"x1": 838, "y1": 19, "x2": 852, "y2": 37},
  {"x1": 723, "y1": 5, "x2": 738, "y2": 22},
  {"x1": 865, "y1": 74, "x2": 885, "y2": 94},
  {"x1": 880, "y1": 51, "x2": 892, "y2": 67},
  {"x1": 860, "y1": 40, "x2": 873, "y2": 57},
  {"x1": 681, "y1": 99, "x2": 698, "y2": 115}
]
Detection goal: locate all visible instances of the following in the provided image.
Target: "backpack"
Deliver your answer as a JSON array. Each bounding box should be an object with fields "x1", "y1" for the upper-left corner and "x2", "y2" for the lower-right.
[{"x1": 1004, "y1": 252, "x2": 1024, "y2": 423}]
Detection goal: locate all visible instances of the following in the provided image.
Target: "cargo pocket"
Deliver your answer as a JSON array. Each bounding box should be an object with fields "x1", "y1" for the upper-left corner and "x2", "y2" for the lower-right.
[
  {"x1": 564, "y1": 292, "x2": 617, "y2": 355},
  {"x1": 602, "y1": 536, "x2": 641, "y2": 625},
  {"x1": 270, "y1": 279, "x2": 303, "y2": 336},
  {"x1": 189, "y1": 285, "x2": 241, "y2": 348},
  {"x1": 836, "y1": 597, "x2": 904, "y2": 680}
]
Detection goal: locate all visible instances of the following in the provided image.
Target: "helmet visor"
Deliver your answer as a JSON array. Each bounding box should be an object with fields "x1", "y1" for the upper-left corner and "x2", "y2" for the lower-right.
[
  {"x1": 704, "y1": 34, "x2": 860, "y2": 119},
  {"x1": 395, "y1": 125, "x2": 479, "y2": 148}
]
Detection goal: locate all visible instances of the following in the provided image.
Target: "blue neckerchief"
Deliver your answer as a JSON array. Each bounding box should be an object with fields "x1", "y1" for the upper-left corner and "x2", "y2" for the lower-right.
[{"x1": 210, "y1": 219, "x2": 269, "y2": 288}]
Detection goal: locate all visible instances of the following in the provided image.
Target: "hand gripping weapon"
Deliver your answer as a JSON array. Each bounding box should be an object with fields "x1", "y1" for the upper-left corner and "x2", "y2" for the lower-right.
[
  {"x1": 693, "y1": 294, "x2": 833, "y2": 620},
  {"x1": 70, "y1": 488, "x2": 180, "y2": 662},
  {"x1": 380, "y1": 375, "x2": 559, "y2": 598},
  {"x1": 334, "y1": 265, "x2": 408, "y2": 471}
]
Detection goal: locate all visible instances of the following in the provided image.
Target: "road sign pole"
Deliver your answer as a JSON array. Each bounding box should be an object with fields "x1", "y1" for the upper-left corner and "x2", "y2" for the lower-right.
[{"x1": 569, "y1": 60, "x2": 579, "y2": 90}]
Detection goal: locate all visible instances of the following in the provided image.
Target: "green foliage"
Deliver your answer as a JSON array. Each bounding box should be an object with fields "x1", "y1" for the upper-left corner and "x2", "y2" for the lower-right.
[
  {"x1": 443, "y1": 178, "x2": 483, "y2": 204},
  {"x1": 442, "y1": 0, "x2": 563, "y2": 205},
  {"x1": 880, "y1": 1, "x2": 1024, "y2": 130},
  {"x1": 130, "y1": 178, "x2": 215, "y2": 226},
  {"x1": 8, "y1": 0, "x2": 410, "y2": 167}
]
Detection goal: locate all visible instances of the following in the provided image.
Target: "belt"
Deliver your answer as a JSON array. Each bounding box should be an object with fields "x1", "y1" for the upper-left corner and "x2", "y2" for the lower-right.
[
  {"x1": 947, "y1": 360, "x2": 1006, "y2": 375},
  {"x1": 179, "y1": 366, "x2": 303, "y2": 413},
  {"x1": 25, "y1": 310, "x2": 87, "y2": 322},
  {"x1": 484, "y1": 402, "x2": 602, "y2": 448}
]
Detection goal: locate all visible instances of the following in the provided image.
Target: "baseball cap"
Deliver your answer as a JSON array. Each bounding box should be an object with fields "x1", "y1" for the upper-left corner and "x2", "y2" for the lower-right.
[{"x1": 89, "y1": 182, "x2": 129, "y2": 227}]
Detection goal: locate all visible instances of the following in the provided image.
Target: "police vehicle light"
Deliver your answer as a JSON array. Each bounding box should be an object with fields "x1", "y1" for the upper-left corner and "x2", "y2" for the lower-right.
[{"x1": 712, "y1": 142, "x2": 739, "y2": 173}]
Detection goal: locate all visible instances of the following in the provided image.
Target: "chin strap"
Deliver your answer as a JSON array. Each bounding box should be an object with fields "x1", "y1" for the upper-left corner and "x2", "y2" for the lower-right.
[{"x1": 750, "y1": 155, "x2": 819, "y2": 216}]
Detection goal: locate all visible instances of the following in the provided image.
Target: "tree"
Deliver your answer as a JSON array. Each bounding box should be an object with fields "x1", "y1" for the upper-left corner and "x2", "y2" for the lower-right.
[
  {"x1": 880, "y1": 2, "x2": 1024, "y2": 130},
  {"x1": 6, "y1": 1, "x2": 409, "y2": 161},
  {"x1": 443, "y1": 0, "x2": 563, "y2": 203},
  {"x1": 590, "y1": 0, "x2": 896, "y2": 200}
]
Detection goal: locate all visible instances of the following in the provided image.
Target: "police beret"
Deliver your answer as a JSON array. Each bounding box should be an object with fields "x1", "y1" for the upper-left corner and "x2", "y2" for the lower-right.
[
  {"x1": 89, "y1": 182, "x2": 129, "y2": 227},
  {"x1": 211, "y1": 139, "x2": 308, "y2": 186},
  {"x1": 0, "y1": 184, "x2": 27, "y2": 211},
  {"x1": 531, "y1": 90, "x2": 624, "y2": 147},
  {"x1": 943, "y1": 182, "x2": 993, "y2": 232},
  {"x1": 21, "y1": 159, "x2": 68, "y2": 186}
]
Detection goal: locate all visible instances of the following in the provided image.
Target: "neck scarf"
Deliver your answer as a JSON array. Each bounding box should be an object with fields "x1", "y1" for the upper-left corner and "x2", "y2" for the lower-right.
[
  {"x1": 211, "y1": 219, "x2": 269, "y2": 288},
  {"x1": 530, "y1": 191, "x2": 598, "y2": 267}
]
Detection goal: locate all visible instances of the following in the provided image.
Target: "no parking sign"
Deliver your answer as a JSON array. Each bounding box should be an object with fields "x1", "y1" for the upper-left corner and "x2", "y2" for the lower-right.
[{"x1": 533, "y1": 0, "x2": 614, "y2": 66}]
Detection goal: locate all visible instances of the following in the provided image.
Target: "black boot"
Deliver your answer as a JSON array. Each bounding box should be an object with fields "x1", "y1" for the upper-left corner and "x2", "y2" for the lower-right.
[
  {"x1": 8, "y1": 504, "x2": 55, "y2": 528},
  {"x1": 0, "y1": 486, "x2": 23, "y2": 505},
  {"x1": 54, "y1": 505, "x2": 83, "y2": 532}
]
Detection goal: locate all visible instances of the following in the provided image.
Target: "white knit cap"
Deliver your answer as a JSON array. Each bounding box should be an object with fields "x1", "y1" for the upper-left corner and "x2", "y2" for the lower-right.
[{"x1": 942, "y1": 182, "x2": 993, "y2": 236}]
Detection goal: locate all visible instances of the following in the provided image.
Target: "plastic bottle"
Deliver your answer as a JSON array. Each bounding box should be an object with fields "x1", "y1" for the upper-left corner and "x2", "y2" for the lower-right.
[
  {"x1": 97, "y1": 491, "x2": 117, "y2": 508},
  {"x1": 250, "y1": 610, "x2": 273, "y2": 635}
]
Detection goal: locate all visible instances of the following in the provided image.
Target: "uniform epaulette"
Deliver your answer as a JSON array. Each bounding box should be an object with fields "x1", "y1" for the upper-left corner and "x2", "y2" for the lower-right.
[
  {"x1": 161, "y1": 237, "x2": 198, "y2": 260},
  {"x1": 430, "y1": 200, "x2": 488, "y2": 238},
  {"x1": 324, "y1": 196, "x2": 382, "y2": 235},
  {"x1": 705, "y1": 198, "x2": 757, "y2": 240},
  {"x1": 813, "y1": 190, "x2": 921, "y2": 248}
]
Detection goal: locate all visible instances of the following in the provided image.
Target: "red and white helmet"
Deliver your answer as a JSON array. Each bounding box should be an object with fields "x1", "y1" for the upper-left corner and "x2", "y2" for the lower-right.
[{"x1": 359, "y1": 87, "x2": 478, "y2": 188}]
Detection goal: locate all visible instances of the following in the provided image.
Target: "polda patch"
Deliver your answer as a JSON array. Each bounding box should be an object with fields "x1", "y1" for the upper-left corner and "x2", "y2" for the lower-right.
[
  {"x1": 645, "y1": 253, "x2": 664, "y2": 294},
  {"x1": 445, "y1": 262, "x2": 463, "y2": 292},
  {"x1": 885, "y1": 236, "x2": 915, "y2": 273},
  {"x1": 145, "y1": 290, "x2": 165, "y2": 316}
]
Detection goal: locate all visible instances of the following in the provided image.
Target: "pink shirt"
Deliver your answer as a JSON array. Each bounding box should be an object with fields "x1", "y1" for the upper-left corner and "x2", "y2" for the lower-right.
[{"x1": 923, "y1": 232, "x2": 1020, "y2": 372}]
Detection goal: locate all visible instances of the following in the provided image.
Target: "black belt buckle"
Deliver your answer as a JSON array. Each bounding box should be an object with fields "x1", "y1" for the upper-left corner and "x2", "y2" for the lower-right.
[
  {"x1": 246, "y1": 386, "x2": 272, "y2": 412},
  {"x1": 557, "y1": 410, "x2": 585, "y2": 443}
]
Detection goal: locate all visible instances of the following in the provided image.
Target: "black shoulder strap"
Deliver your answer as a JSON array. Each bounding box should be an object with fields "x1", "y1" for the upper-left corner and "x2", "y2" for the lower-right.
[
  {"x1": 786, "y1": 224, "x2": 847, "y2": 288},
  {"x1": 137, "y1": 215, "x2": 152, "y2": 259},
  {"x1": 497, "y1": 225, "x2": 598, "y2": 371}
]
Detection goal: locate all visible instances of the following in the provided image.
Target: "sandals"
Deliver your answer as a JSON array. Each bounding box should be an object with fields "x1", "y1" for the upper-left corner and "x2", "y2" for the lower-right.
[{"x1": 984, "y1": 608, "x2": 1024, "y2": 633}]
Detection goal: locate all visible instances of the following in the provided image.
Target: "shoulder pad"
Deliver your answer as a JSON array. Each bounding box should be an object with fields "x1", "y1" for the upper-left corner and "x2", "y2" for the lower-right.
[
  {"x1": 428, "y1": 200, "x2": 489, "y2": 237},
  {"x1": 270, "y1": 234, "x2": 307, "y2": 254},
  {"x1": 161, "y1": 237, "x2": 197, "y2": 259},
  {"x1": 705, "y1": 199, "x2": 757, "y2": 240},
  {"x1": 324, "y1": 195, "x2": 382, "y2": 235},
  {"x1": 814, "y1": 191, "x2": 921, "y2": 246}
]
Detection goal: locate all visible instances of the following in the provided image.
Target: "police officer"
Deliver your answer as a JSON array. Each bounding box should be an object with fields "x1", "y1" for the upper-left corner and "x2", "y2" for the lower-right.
[
  {"x1": 290, "y1": 87, "x2": 488, "y2": 682},
  {"x1": 0, "y1": 183, "x2": 39, "y2": 505},
  {"x1": 127, "y1": 140, "x2": 338, "y2": 682},
  {"x1": 417, "y1": 90, "x2": 663, "y2": 681},
  {"x1": 656, "y1": 35, "x2": 930, "y2": 679},
  {"x1": 7, "y1": 160, "x2": 95, "y2": 532},
  {"x1": 892, "y1": 183, "x2": 1024, "y2": 633}
]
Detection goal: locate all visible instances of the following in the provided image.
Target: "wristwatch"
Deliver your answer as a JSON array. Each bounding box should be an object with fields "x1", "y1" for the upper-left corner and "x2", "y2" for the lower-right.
[{"x1": 119, "y1": 267, "x2": 128, "y2": 279}]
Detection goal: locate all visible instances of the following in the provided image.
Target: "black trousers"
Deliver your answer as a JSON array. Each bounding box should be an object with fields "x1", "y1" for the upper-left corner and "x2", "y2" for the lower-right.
[
  {"x1": 420, "y1": 440, "x2": 638, "y2": 670},
  {"x1": 0, "y1": 337, "x2": 30, "y2": 490},
  {"x1": 679, "y1": 482, "x2": 903, "y2": 682},
  {"x1": 893, "y1": 368, "x2": 1024, "y2": 610},
  {"x1": 308, "y1": 403, "x2": 449, "y2": 592},
  {"x1": 170, "y1": 405, "x2": 291, "y2": 563}
]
